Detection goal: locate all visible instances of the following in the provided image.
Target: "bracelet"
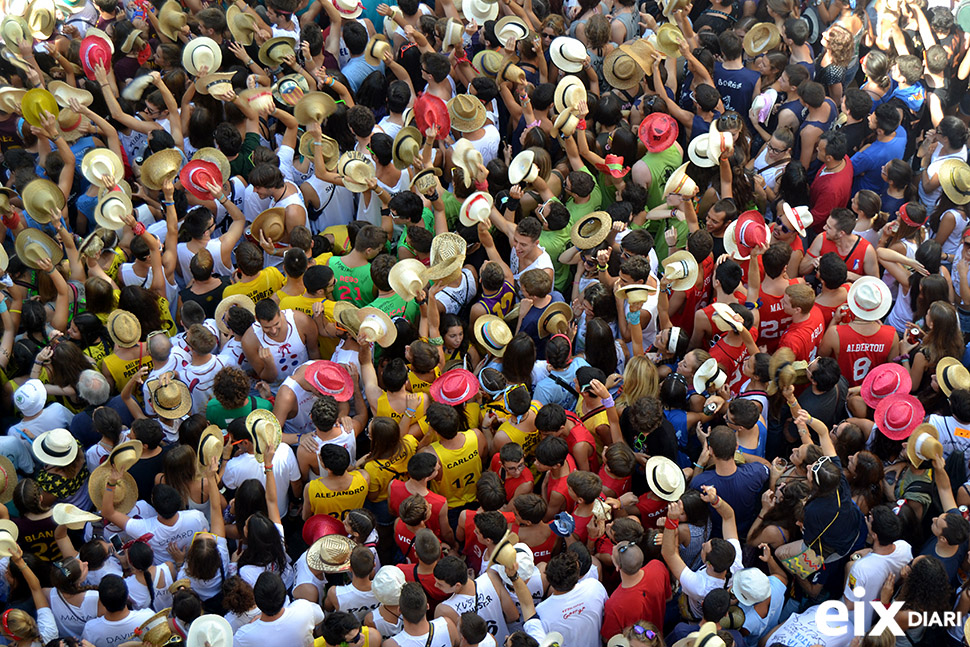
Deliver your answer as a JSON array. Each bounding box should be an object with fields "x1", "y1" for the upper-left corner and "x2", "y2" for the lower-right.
[
  {"x1": 247, "y1": 59, "x2": 255, "y2": 66},
  {"x1": 427, "y1": 191, "x2": 440, "y2": 201},
  {"x1": 625, "y1": 310, "x2": 641, "y2": 325},
  {"x1": 404, "y1": 408, "x2": 417, "y2": 417},
  {"x1": 263, "y1": 466, "x2": 273, "y2": 473},
  {"x1": 665, "y1": 517, "x2": 680, "y2": 530},
  {"x1": 526, "y1": 119, "x2": 541, "y2": 129},
  {"x1": 162, "y1": 200, "x2": 175, "y2": 207},
  {"x1": 45, "y1": 268, "x2": 56, "y2": 274},
  {"x1": 601, "y1": 396, "x2": 615, "y2": 408},
  {"x1": 132, "y1": 222, "x2": 146, "y2": 236},
  {"x1": 33, "y1": 360, "x2": 43, "y2": 365},
  {"x1": 576, "y1": 118, "x2": 587, "y2": 131},
  {"x1": 597, "y1": 264, "x2": 608, "y2": 271},
  {"x1": 712, "y1": 495, "x2": 720, "y2": 507}
]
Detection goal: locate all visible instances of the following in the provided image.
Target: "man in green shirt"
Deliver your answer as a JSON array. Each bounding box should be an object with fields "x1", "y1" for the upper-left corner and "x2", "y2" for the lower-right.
[
  {"x1": 537, "y1": 199, "x2": 574, "y2": 295},
  {"x1": 367, "y1": 253, "x2": 420, "y2": 323},
  {"x1": 205, "y1": 365, "x2": 273, "y2": 429},
  {"x1": 328, "y1": 224, "x2": 386, "y2": 306},
  {"x1": 392, "y1": 190, "x2": 446, "y2": 258},
  {"x1": 563, "y1": 168, "x2": 603, "y2": 227},
  {"x1": 216, "y1": 122, "x2": 261, "y2": 181}
]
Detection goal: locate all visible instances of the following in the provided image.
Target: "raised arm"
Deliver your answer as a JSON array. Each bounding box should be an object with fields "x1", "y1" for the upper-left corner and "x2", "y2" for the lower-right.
[{"x1": 263, "y1": 442, "x2": 282, "y2": 525}]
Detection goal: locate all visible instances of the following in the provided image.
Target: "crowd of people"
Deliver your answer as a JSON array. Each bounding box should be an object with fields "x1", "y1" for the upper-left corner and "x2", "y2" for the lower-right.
[{"x1": 0, "y1": 0, "x2": 968, "y2": 645}]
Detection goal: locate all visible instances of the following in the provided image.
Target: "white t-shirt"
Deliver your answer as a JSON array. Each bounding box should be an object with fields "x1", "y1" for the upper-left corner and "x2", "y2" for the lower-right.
[
  {"x1": 124, "y1": 510, "x2": 209, "y2": 565},
  {"x1": 928, "y1": 414, "x2": 970, "y2": 460},
  {"x1": 222, "y1": 443, "x2": 301, "y2": 517},
  {"x1": 10, "y1": 403, "x2": 73, "y2": 443},
  {"x1": 535, "y1": 578, "x2": 608, "y2": 647},
  {"x1": 918, "y1": 143, "x2": 969, "y2": 209},
  {"x1": 844, "y1": 541, "x2": 913, "y2": 603},
  {"x1": 81, "y1": 608, "x2": 155, "y2": 647},
  {"x1": 49, "y1": 589, "x2": 100, "y2": 638},
  {"x1": 233, "y1": 599, "x2": 324, "y2": 647},
  {"x1": 679, "y1": 537, "x2": 743, "y2": 617},
  {"x1": 467, "y1": 125, "x2": 501, "y2": 165},
  {"x1": 178, "y1": 535, "x2": 232, "y2": 600},
  {"x1": 510, "y1": 247, "x2": 554, "y2": 283},
  {"x1": 292, "y1": 551, "x2": 327, "y2": 604},
  {"x1": 177, "y1": 354, "x2": 227, "y2": 415}
]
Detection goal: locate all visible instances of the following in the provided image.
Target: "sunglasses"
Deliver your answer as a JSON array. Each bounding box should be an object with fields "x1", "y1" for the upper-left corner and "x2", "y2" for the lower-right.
[
  {"x1": 810, "y1": 455, "x2": 832, "y2": 477},
  {"x1": 632, "y1": 626, "x2": 657, "y2": 640},
  {"x1": 778, "y1": 222, "x2": 791, "y2": 234}
]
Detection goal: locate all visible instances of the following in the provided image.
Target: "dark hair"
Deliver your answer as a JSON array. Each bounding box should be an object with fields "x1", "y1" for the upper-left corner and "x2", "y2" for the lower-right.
[
  {"x1": 98, "y1": 575, "x2": 129, "y2": 613},
  {"x1": 253, "y1": 571, "x2": 287, "y2": 615}
]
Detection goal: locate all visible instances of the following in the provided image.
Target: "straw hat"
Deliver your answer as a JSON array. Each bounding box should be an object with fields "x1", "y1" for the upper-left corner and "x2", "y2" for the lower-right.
[
  {"x1": 671, "y1": 623, "x2": 725, "y2": 647},
  {"x1": 106, "y1": 309, "x2": 141, "y2": 348},
  {"x1": 508, "y1": 149, "x2": 539, "y2": 185},
  {"x1": 688, "y1": 123, "x2": 734, "y2": 168},
  {"x1": 332, "y1": 0, "x2": 363, "y2": 19},
  {"x1": 108, "y1": 439, "x2": 143, "y2": 473},
  {"x1": 662, "y1": 250, "x2": 699, "y2": 291},
  {"x1": 538, "y1": 302, "x2": 573, "y2": 337},
  {"x1": 192, "y1": 147, "x2": 231, "y2": 185},
  {"x1": 0, "y1": 455, "x2": 15, "y2": 504},
  {"x1": 78, "y1": 228, "x2": 106, "y2": 259},
  {"x1": 780, "y1": 202, "x2": 812, "y2": 237},
  {"x1": 620, "y1": 39, "x2": 658, "y2": 75},
  {"x1": 140, "y1": 149, "x2": 183, "y2": 191},
  {"x1": 25, "y1": 0, "x2": 55, "y2": 39},
  {"x1": 474, "y1": 315, "x2": 512, "y2": 356},
  {"x1": 486, "y1": 528, "x2": 520, "y2": 569},
  {"x1": 452, "y1": 138, "x2": 483, "y2": 187},
  {"x1": 495, "y1": 16, "x2": 530, "y2": 42},
  {"x1": 137, "y1": 609, "x2": 175, "y2": 647},
  {"x1": 32, "y1": 428, "x2": 77, "y2": 467},
  {"x1": 15, "y1": 228, "x2": 63, "y2": 269},
  {"x1": 661, "y1": 0, "x2": 691, "y2": 18},
  {"x1": 246, "y1": 409, "x2": 282, "y2": 462},
  {"x1": 743, "y1": 22, "x2": 781, "y2": 57},
  {"x1": 414, "y1": 92, "x2": 451, "y2": 136},
  {"x1": 905, "y1": 423, "x2": 942, "y2": 467},
  {"x1": 392, "y1": 126, "x2": 422, "y2": 170},
  {"x1": 158, "y1": 1, "x2": 186, "y2": 40},
  {"x1": 0, "y1": 519, "x2": 18, "y2": 558},
  {"x1": 459, "y1": 191, "x2": 494, "y2": 227},
  {"x1": 551, "y1": 108, "x2": 579, "y2": 138},
  {"x1": 663, "y1": 162, "x2": 697, "y2": 199},
  {"x1": 442, "y1": 18, "x2": 464, "y2": 50},
  {"x1": 183, "y1": 37, "x2": 222, "y2": 76},
  {"x1": 357, "y1": 307, "x2": 398, "y2": 347},
  {"x1": 333, "y1": 302, "x2": 362, "y2": 336},
  {"x1": 0, "y1": 87, "x2": 26, "y2": 113},
  {"x1": 937, "y1": 357, "x2": 970, "y2": 398},
  {"x1": 645, "y1": 455, "x2": 685, "y2": 501},
  {"x1": 473, "y1": 49, "x2": 503, "y2": 77},
  {"x1": 1, "y1": 16, "x2": 30, "y2": 48},
  {"x1": 82, "y1": 149, "x2": 124, "y2": 189},
  {"x1": 226, "y1": 4, "x2": 257, "y2": 45},
  {"x1": 410, "y1": 167, "x2": 442, "y2": 196},
  {"x1": 299, "y1": 133, "x2": 339, "y2": 170},
  {"x1": 122, "y1": 73, "x2": 155, "y2": 102},
  {"x1": 615, "y1": 283, "x2": 658, "y2": 307},
  {"x1": 550, "y1": 36, "x2": 586, "y2": 73},
  {"x1": 147, "y1": 374, "x2": 192, "y2": 419},
  {"x1": 259, "y1": 36, "x2": 296, "y2": 67},
  {"x1": 198, "y1": 425, "x2": 224, "y2": 467},
  {"x1": 52, "y1": 503, "x2": 100, "y2": 529},
  {"x1": 21, "y1": 88, "x2": 58, "y2": 128},
  {"x1": 186, "y1": 615, "x2": 232, "y2": 647},
  {"x1": 388, "y1": 258, "x2": 427, "y2": 301},
  {"x1": 712, "y1": 302, "x2": 744, "y2": 333},
  {"x1": 194, "y1": 73, "x2": 235, "y2": 100},
  {"x1": 940, "y1": 158, "x2": 970, "y2": 206},
  {"x1": 603, "y1": 50, "x2": 643, "y2": 91},
  {"x1": 570, "y1": 211, "x2": 611, "y2": 249},
  {"x1": 448, "y1": 94, "x2": 487, "y2": 133},
  {"x1": 337, "y1": 151, "x2": 375, "y2": 193},
  {"x1": 95, "y1": 190, "x2": 133, "y2": 231},
  {"x1": 723, "y1": 209, "x2": 767, "y2": 260},
  {"x1": 215, "y1": 294, "x2": 256, "y2": 336},
  {"x1": 363, "y1": 34, "x2": 391, "y2": 66},
  {"x1": 693, "y1": 357, "x2": 726, "y2": 395},
  {"x1": 553, "y1": 75, "x2": 586, "y2": 113},
  {"x1": 846, "y1": 276, "x2": 891, "y2": 322},
  {"x1": 250, "y1": 207, "x2": 286, "y2": 244},
  {"x1": 861, "y1": 364, "x2": 911, "y2": 409},
  {"x1": 464, "y1": 0, "x2": 499, "y2": 23},
  {"x1": 874, "y1": 393, "x2": 924, "y2": 442},
  {"x1": 426, "y1": 232, "x2": 466, "y2": 281},
  {"x1": 655, "y1": 23, "x2": 685, "y2": 58},
  {"x1": 305, "y1": 360, "x2": 355, "y2": 401},
  {"x1": 497, "y1": 61, "x2": 527, "y2": 85},
  {"x1": 307, "y1": 534, "x2": 357, "y2": 572},
  {"x1": 22, "y1": 178, "x2": 65, "y2": 224},
  {"x1": 0, "y1": 47, "x2": 30, "y2": 74},
  {"x1": 271, "y1": 74, "x2": 308, "y2": 106},
  {"x1": 294, "y1": 91, "x2": 337, "y2": 125}
]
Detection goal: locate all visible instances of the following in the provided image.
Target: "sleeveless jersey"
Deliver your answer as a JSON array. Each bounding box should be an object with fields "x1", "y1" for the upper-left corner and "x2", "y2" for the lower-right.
[
  {"x1": 333, "y1": 583, "x2": 379, "y2": 622},
  {"x1": 709, "y1": 333, "x2": 753, "y2": 396},
  {"x1": 811, "y1": 236, "x2": 872, "y2": 276},
  {"x1": 390, "y1": 618, "x2": 452, "y2": 647},
  {"x1": 362, "y1": 435, "x2": 418, "y2": 503},
  {"x1": 497, "y1": 402, "x2": 540, "y2": 456},
  {"x1": 377, "y1": 392, "x2": 429, "y2": 434},
  {"x1": 394, "y1": 519, "x2": 419, "y2": 563},
  {"x1": 306, "y1": 471, "x2": 368, "y2": 518},
  {"x1": 670, "y1": 255, "x2": 714, "y2": 335},
  {"x1": 439, "y1": 574, "x2": 510, "y2": 644},
  {"x1": 252, "y1": 309, "x2": 308, "y2": 386},
  {"x1": 816, "y1": 283, "x2": 851, "y2": 329},
  {"x1": 408, "y1": 366, "x2": 440, "y2": 394},
  {"x1": 388, "y1": 479, "x2": 448, "y2": 536},
  {"x1": 524, "y1": 529, "x2": 557, "y2": 564},
  {"x1": 566, "y1": 419, "x2": 600, "y2": 473},
  {"x1": 280, "y1": 370, "x2": 319, "y2": 439},
  {"x1": 642, "y1": 146, "x2": 683, "y2": 210},
  {"x1": 477, "y1": 282, "x2": 517, "y2": 318},
  {"x1": 329, "y1": 256, "x2": 375, "y2": 306},
  {"x1": 463, "y1": 510, "x2": 518, "y2": 573},
  {"x1": 371, "y1": 607, "x2": 403, "y2": 640},
  {"x1": 758, "y1": 280, "x2": 798, "y2": 353},
  {"x1": 836, "y1": 324, "x2": 897, "y2": 387},
  {"x1": 432, "y1": 432, "x2": 482, "y2": 508}
]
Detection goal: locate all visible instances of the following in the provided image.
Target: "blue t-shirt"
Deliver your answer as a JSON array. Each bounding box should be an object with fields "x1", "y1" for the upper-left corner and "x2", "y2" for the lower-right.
[
  {"x1": 714, "y1": 62, "x2": 760, "y2": 125},
  {"x1": 533, "y1": 357, "x2": 591, "y2": 410},
  {"x1": 520, "y1": 294, "x2": 565, "y2": 360},
  {"x1": 738, "y1": 418, "x2": 768, "y2": 458},
  {"x1": 920, "y1": 506, "x2": 968, "y2": 586},
  {"x1": 850, "y1": 126, "x2": 908, "y2": 193},
  {"x1": 342, "y1": 57, "x2": 385, "y2": 93},
  {"x1": 890, "y1": 82, "x2": 926, "y2": 114},
  {"x1": 691, "y1": 461, "x2": 770, "y2": 537}
]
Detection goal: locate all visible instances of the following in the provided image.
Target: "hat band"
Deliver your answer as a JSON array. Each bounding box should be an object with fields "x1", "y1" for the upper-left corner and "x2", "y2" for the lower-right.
[
  {"x1": 312, "y1": 373, "x2": 347, "y2": 396},
  {"x1": 334, "y1": 0, "x2": 362, "y2": 14},
  {"x1": 444, "y1": 382, "x2": 473, "y2": 403},
  {"x1": 41, "y1": 437, "x2": 73, "y2": 459},
  {"x1": 943, "y1": 368, "x2": 959, "y2": 394},
  {"x1": 481, "y1": 323, "x2": 504, "y2": 350},
  {"x1": 650, "y1": 465, "x2": 676, "y2": 496},
  {"x1": 885, "y1": 403, "x2": 914, "y2": 432},
  {"x1": 914, "y1": 433, "x2": 930, "y2": 460},
  {"x1": 852, "y1": 289, "x2": 882, "y2": 313},
  {"x1": 874, "y1": 373, "x2": 900, "y2": 396}
]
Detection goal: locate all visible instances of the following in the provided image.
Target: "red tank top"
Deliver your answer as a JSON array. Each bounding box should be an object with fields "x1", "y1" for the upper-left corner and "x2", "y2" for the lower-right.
[
  {"x1": 836, "y1": 324, "x2": 897, "y2": 387},
  {"x1": 758, "y1": 280, "x2": 798, "y2": 353},
  {"x1": 709, "y1": 328, "x2": 758, "y2": 395},
  {"x1": 544, "y1": 456, "x2": 577, "y2": 514},
  {"x1": 670, "y1": 255, "x2": 714, "y2": 334},
  {"x1": 488, "y1": 453, "x2": 534, "y2": 502},
  {"x1": 399, "y1": 563, "x2": 450, "y2": 605},
  {"x1": 388, "y1": 481, "x2": 449, "y2": 537},
  {"x1": 463, "y1": 510, "x2": 518, "y2": 573},
  {"x1": 598, "y1": 466, "x2": 631, "y2": 497},
  {"x1": 394, "y1": 519, "x2": 418, "y2": 563},
  {"x1": 816, "y1": 284, "x2": 851, "y2": 330},
  {"x1": 566, "y1": 420, "x2": 600, "y2": 473},
  {"x1": 816, "y1": 237, "x2": 871, "y2": 275},
  {"x1": 525, "y1": 528, "x2": 558, "y2": 564},
  {"x1": 740, "y1": 255, "x2": 765, "y2": 290}
]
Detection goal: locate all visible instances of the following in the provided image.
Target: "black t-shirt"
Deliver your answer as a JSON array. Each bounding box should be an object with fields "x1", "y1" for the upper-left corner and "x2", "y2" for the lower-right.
[
  {"x1": 838, "y1": 121, "x2": 871, "y2": 157},
  {"x1": 803, "y1": 456, "x2": 865, "y2": 556},
  {"x1": 180, "y1": 277, "x2": 229, "y2": 320},
  {"x1": 129, "y1": 446, "x2": 173, "y2": 502}
]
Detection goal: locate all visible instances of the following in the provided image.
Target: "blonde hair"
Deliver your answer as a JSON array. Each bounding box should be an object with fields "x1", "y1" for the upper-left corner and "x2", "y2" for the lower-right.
[
  {"x1": 1, "y1": 610, "x2": 39, "y2": 643},
  {"x1": 785, "y1": 283, "x2": 816, "y2": 314},
  {"x1": 617, "y1": 355, "x2": 659, "y2": 408}
]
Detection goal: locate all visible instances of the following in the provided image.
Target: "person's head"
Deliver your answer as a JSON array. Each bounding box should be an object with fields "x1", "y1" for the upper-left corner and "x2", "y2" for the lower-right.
[
  {"x1": 870, "y1": 102, "x2": 902, "y2": 136},
  {"x1": 892, "y1": 55, "x2": 923, "y2": 85},
  {"x1": 343, "y1": 21, "x2": 368, "y2": 55},
  {"x1": 843, "y1": 88, "x2": 873, "y2": 121},
  {"x1": 718, "y1": 30, "x2": 743, "y2": 61},
  {"x1": 77, "y1": 369, "x2": 111, "y2": 406},
  {"x1": 320, "y1": 444, "x2": 351, "y2": 477},
  {"x1": 706, "y1": 199, "x2": 738, "y2": 236},
  {"x1": 534, "y1": 435, "x2": 569, "y2": 472},
  {"x1": 434, "y1": 554, "x2": 471, "y2": 595},
  {"x1": 707, "y1": 426, "x2": 738, "y2": 460},
  {"x1": 513, "y1": 217, "x2": 542, "y2": 258},
  {"x1": 98, "y1": 574, "x2": 129, "y2": 613},
  {"x1": 867, "y1": 504, "x2": 903, "y2": 546},
  {"x1": 353, "y1": 225, "x2": 388, "y2": 259},
  {"x1": 714, "y1": 259, "x2": 743, "y2": 293},
  {"x1": 782, "y1": 283, "x2": 815, "y2": 317},
  {"x1": 807, "y1": 357, "x2": 841, "y2": 392},
  {"x1": 817, "y1": 130, "x2": 848, "y2": 164},
  {"x1": 132, "y1": 418, "x2": 165, "y2": 450},
  {"x1": 566, "y1": 470, "x2": 602, "y2": 504},
  {"x1": 253, "y1": 571, "x2": 287, "y2": 615},
  {"x1": 249, "y1": 164, "x2": 286, "y2": 197},
  {"x1": 413, "y1": 528, "x2": 441, "y2": 565},
  {"x1": 938, "y1": 115, "x2": 970, "y2": 150},
  {"x1": 426, "y1": 402, "x2": 460, "y2": 440},
  {"x1": 519, "y1": 268, "x2": 552, "y2": 299},
  {"x1": 320, "y1": 612, "x2": 363, "y2": 647},
  {"x1": 399, "y1": 581, "x2": 429, "y2": 623},
  {"x1": 400, "y1": 494, "x2": 431, "y2": 527},
  {"x1": 545, "y1": 551, "x2": 581, "y2": 593},
  {"x1": 762, "y1": 243, "x2": 792, "y2": 279},
  {"x1": 818, "y1": 252, "x2": 847, "y2": 289}
]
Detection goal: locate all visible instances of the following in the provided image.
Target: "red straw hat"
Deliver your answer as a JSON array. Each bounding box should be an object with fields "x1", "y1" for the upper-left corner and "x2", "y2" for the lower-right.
[
  {"x1": 638, "y1": 113, "x2": 678, "y2": 153},
  {"x1": 179, "y1": 159, "x2": 221, "y2": 202},
  {"x1": 874, "y1": 394, "x2": 925, "y2": 441},
  {"x1": 80, "y1": 34, "x2": 112, "y2": 80},
  {"x1": 861, "y1": 363, "x2": 912, "y2": 409},
  {"x1": 302, "y1": 514, "x2": 347, "y2": 545},
  {"x1": 594, "y1": 154, "x2": 630, "y2": 179},
  {"x1": 414, "y1": 92, "x2": 450, "y2": 139},
  {"x1": 732, "y1": 210, "x2": 768, "y2": 257},
  {"x1": 430, "y1": 369, "x2": 480, "y2": 406},
  {"x1": 305, "y1": 360, "x2": 354, "y2": 402}
]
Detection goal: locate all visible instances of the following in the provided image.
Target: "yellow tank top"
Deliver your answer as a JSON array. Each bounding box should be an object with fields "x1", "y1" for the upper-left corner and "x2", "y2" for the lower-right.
[
  {"x1": 433, "y1": 432, "x2": 481, "y2": 508},
  {"x1": 322, "y1": 225, "x2": 351, "y2": 255},
  {"x1": 307, "y1": 471, "x2": 369, "y2": 518},
  {"x1": 158, "y1": 296, "x2": 177, "y2": 337},
  {"x1": 498, "y1": 402, "x2": 541, "y2": 456},
  {"x1": 102, "y1": 349, "x2": 153, "y2": 394},
  {"x1": 407, "y1": 366, "x2": 439, "y2": 394},
  {"x1": 362, "y1": 435, "x2": 418, "y2": 502},
  {"x1": 576, "y1": 399, "x2": 609, "y2": 451},
  {"x1": 105, "y1": 248, "x2": 125, "y2": 281},
  {"x1": 314, "y1": 626, "x2": 370, "y2": 647},
  {"x1": 376, "y1": 392, "x2": 429, "y2": 433}
]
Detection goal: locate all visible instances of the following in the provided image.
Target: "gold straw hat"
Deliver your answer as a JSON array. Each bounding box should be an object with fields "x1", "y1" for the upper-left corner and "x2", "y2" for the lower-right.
[
  {"x1": 106, "y1": 309, "x2": 141, "y2": 348},
  {"x1": 88, "y1": 466, "x2": 138, "y2": 513},
  {"x1": 306, "y1": 535, "x2": 357, "y2": 572},
  {"x1": 140, "y1": 149, "x2": 183, "y2": 190},
  {"x1": 146, "y1": 374, "x2": 192, "y2": 419},
  {"x1": 15, "y1": 228, "x2": 63, "y2": 269},
  {"x1": 246, "y1": 409, "x2": 282, "y2": 462},
  {"x1": 22, "y1": 178, "x2": 65, "y2": 224},
  {"x1": 226, "y1": 4, "x2": 257, "y2": 45},
  {"x1": 425, "y1": 232, "x2": 466, "y2": 282}
]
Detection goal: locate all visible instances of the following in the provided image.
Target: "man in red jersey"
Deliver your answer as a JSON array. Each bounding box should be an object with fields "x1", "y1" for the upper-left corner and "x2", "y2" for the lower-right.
[
  {"x1": 668, "y1": 231, "x2": 715, "y2": 337},
  {"x1": 758, "y1": 244, "x2": 801, "y2": 353},
  {"x1": 819, "y1": 276, "x2": 899, "y2": 387},
  {"x1": 709, "y1": 303, "x2": 760, "y2": 394},
  {"x1": 601, "y1": 542, "x2": 670, "y2": 639},
  {"x1": 778, "y1": 284, "x2": 825, "y2": 362},
  {"x1": 690, "y1": 259, "x2": 753, "y2": 350},
  {"x1": 799, "y1": 207, "x2": 878, "y2": 280}
]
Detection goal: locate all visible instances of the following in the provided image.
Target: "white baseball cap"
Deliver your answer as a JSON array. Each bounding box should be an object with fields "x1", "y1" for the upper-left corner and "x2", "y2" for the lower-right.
[
  {"x1": 732, "y1": 568, "x2": 771, "y2": 606},
  {"x1": 14, "y1": 378, "x2": 45, "y2": 417},
  {"x1": 373, "y1": 565, "x2": 406, "y2": 605}
]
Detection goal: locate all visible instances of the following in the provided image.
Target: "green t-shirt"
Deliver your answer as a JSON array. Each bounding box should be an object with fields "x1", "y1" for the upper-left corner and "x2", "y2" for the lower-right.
[
  {"x1": 539, "y1": 217, "x2": 574, "y2": 294},
  {"x1": 441, "y1": 191, "x2": 461, "y2": 230},
  {"x1": 206, "y1": 395, "x2": 272, "y2": 430},
  {"x1": 397, "y1": 207, "x2": 436, "y2": 253},
  {"x1": 642, "y1": 146, "x2": 684, "y2": 211},
  {"x1": 565, "y1": 167, "x2": 603, "y2": 227},
  {"x1": 228, "y1": 132, "x2": 261, "y2": 181},
  {"x1": 329, "y1": 256, "x2": 375, "y2": 305},
  {"x1": 370, "y1": 293, "x2": 419, "y2": 324}
]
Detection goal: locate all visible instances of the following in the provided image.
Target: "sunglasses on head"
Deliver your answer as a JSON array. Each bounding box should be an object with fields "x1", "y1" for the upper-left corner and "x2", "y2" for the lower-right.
[{"x1": 632, "y1": 626, "x2": 657, "y2": 640}]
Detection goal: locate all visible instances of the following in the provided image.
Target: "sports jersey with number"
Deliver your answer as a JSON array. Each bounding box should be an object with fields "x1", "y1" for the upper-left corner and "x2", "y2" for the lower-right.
[
  {"x1": 835, "y1": 323, "x2": 896, "y2": 387},
  {"x1": 432, "y1": 432, "x2": 482, "y2": 508},
  {"x1": 329, "y1": 256, "x2": 375, "y2": 306},
  {"x1": 758, "y1": 281, "x2": 797, "y2": 354}
]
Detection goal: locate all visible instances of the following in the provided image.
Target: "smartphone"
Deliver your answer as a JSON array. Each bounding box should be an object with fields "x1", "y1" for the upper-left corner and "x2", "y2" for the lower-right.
[{"x1": 109, "y1": 534, "x2": 124, "y2": 552}]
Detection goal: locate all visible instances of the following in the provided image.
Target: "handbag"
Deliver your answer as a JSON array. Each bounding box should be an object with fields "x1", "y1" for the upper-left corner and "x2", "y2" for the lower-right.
[{"x1": 779, "y1": 488, "x2": 840, "y2": 577}]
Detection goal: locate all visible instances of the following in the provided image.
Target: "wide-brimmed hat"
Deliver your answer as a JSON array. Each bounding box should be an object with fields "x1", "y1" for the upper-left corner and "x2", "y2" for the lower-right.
[
  {"x1": 0, "y1": 87, "x2": 26, "y2": 113},
  {"x1": 94, "y1": 190, "x2": 132, "y2": 231},
  {"x1": 448, "y1": 94, "x2": 487, "y2": 133},
  {"x1": 554, "y1": 75, "x2": 586, "y2": 113},
  {"x1": 294, "y1": 91, "x2": 337, "y2": 125},
  {"x1": 392, "y1": 126, "x2": 422, "y2": 170},
  {"x1": 732, "y1": 568, "x2": 771, "y2": 606},
  {"x1": 307, "y1": 534, "x2": 357, "y2": 572},
  {"x1": 106, "y1": 309, "x2": 140, "y2": 348},
  {"x1": 508, "y1": 149, "x2": 539, "y2": 185},
  {"x1": 538, "y1": 302, "x2": 573, "y2": 338},
  {"x1": 246, "y1": 409, "x2": 282, "y2": 463},
  {"x1": 689, "y1": 121, "x2": 734, "y2": 169},
  {"x1": 332, "y1": 0, "x2": 363, "y2": 18},
  {"x1": 743, "y1": 22, "x2": 781, "y2": 57},
  {"x1": 495, "y1": 15, "x2": 530, "y2": 42},
  {"x1": 644, "y1": 455, "x2": 685, "y2": 501},
  {"x1": 198, "y1": 425, "x2": 224, "y2": 467},
  {"x1": 874, "y1": 394, "x2": 925, "y2": 442},
  {"x1": 664, "y1": 162, "x2": 697, "y2": 200},
  {"x1": 655, "y1": 23, "x2": 686, "y2": 58},
  {"x1": 414, "y1": 92, "x2": 451, "y2": 136},
  {"x1": 452, "y1": 138, "x2": 483, "y2": 187},
  {"x1": 723, "y1": 210, "x2": 767, "y2": 260},
  {"x1": 693, "y1": 357, "x2": 726, "y2": 395},
  {"x1": 52, "y1": 502, "x2": 100, "y2": 529},
  {"x1": 594, "y1": 154, "x2": 630, "y2": 179},
  {"x1": 661, "y1": 0, "x2": 691, "y2": 18},
  {"x1": 939, "y1": 158, "x2": 970, "y2": 206},
  {"x1": 121, "y1": 73, "x2": 154, "y2": 102},
  {"x1": 603, "y1": 50, "x2": 643, "y2": 90},
  {"x1": 621, "y1": 39, "x2": 658, "y2": 75},
  {"x1": 305, "y1": 360, "x2": 354, "y2": 401},
  {"x1": 846, "y1": 276, "x2": 891, "y2": 322},
  {"x1": 337, "y1": 151, "x2": 375, "y2": 193},
  {"x1": 550, "y1": 36, "x2": 586, "y2": 72},
  {"x1": 33, "y1": 428, "x2": 77, "y2": 467},
  {"x1": 936, "y1": 357, "x2": 970, "y2": 398},
  {"x1": 271, "y1": 73, "x2": 308, "y2": 107},
  {"x1": 662, "y1": 250, "x2": 699, "y2": 291},
  {"x1": 180, "y1": 159, "x2": 221, "y2": 202},
  {"x1": 1, "y1": 16, "x2": 30, "y2": 48},
  {"x1": 551, "y1": 108, "x2": 579, "y2": 138},
  {"x1": 780, "y1": 202, "x2": 812, "y2": 237},
  {"x1": 459, "y1": 191, "x2": 494, "y2": 227},
  {"x1": 147, "y1": 373, "x2": 192, "y2": 419},
  {"x1": 906, "y1": 423, "x2": 943, "y2": 467},
  {"x1": 15, "y1": 228, "x2": 63, "y2": 269},
  {"x1": 182, "y1": 37, "x2": 222, "y2": 76},
  {"x1": 0, "y1": 519, "x2": 18, "y2": 558},
  {"x1": 571, "y1": 211, "x2": 611, "y2": 249},
  {"x1": 861, "y1": 364, "x2": 911, "y2": 409},
  {"x1": 194, "y1": 72, "x2": 235, "y2": 100},
  {"x1": 497, "y1": 61, "x2": 527, "y2": 86},
  {"x1": 373, "y1": 566, "x2": 406, "y2": 605},
  {"x1": 108, "y1": 439, "x2": 143, "y2": 473},
  {"x1": 363, "y1": 34, "x2": 391, "y2": 66},
  {"x1": 474, "y1": 315, "x2": 512, "y2": 357},
  {"x1": 0, "y1": 455, "x2": 14, "y2": 504},
  {"x1": 426, "y1": 232, "x2": 466, "y2": 282},
  {"x1": 712, "y1": 302, "x2": 744, "y2": 333},
  {"x1": 639, "y1": 112, "x2": 679, "y2": 153},
  {"x1": 299, "y1": 132, "x2": 339, "y2": 170},
  {"x1": 186, "y1": 615, "x2": 232, "y2": 647},
  {"x1": 25, "y1": 0, "x2": 56, "y2": 39},
  {"x1": 333, "y1": 302, "x2": 361, "y2": 335},
  {"x1": 752, "y1": 89, "x2": 778, "y2": 124},
  {"x1": 55, "y1": 107, "x2": 88, "y2": 143},
  {"x1": 615, "y1": 283, "x2": 657, "y2": 307},
  {"x1": 473, "y1": 49, "x2": 503, "y2": 77},
  {"x1": 358, "y1": 307, "x2": 398, "y2": 347},
  {"x1": 410, "y1": 167, "x2": 441, "y2": 196},
  {"x1": 158, "y1": 0, "x2": 186, "y2": 40},
  {"x1": 431, "y1": 369, "x2": 480, "y2": 406},
  {"x1": 303, "y1": 513, "x2": 347, "y2": 545},
  {"x1": 82, "y1": 149, "x2": 124, "y2": 190},
  {"x1": 141, "y1": 149, "x2": 182, "y2": 191},
  {"x1": 1, "y1": 48, "x2": 31, "y2": 74},
  {"x1": 226, "y1": 5, "x2": 257, "y2": 45},
  {"x1": 464, "y1": 0, "x2": 499, "y2": 23},
  {"x1": 443, "y1": 18, "x2": 463, "y2": 49},
  {"x1": 138, "y1": 609, "x2": 175, "y2": 647},
  {"x1": 258, "y1": 36, "x2": 296, "y2": 67},
  {"x1": 88, "y1": 466, "x2": 137, "y2": 513},
  {"x1": 388, "y1": 258, "x2": 428, "y2": 301},
  {"x1": 251, "y1": 207, "x2": 286, "y2": 243},
  {"x1": 21, "y1": 88, "x2": 58, "y2": 128},
  {"x1": 215, "y1": 294, "x2": 256, "y2": 336},
  {"x1": 22, "y1": 178, "x2": 64, "y2": 224}
]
